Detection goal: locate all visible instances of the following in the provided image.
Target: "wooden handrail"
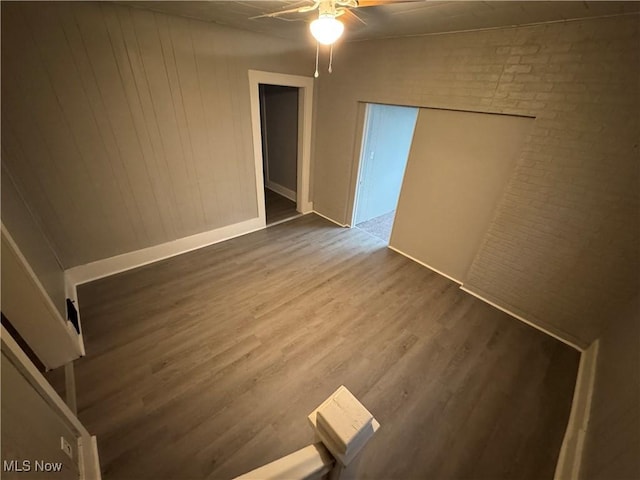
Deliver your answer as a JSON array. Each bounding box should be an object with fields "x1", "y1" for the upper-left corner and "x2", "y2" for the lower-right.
[
  {"x1": 235, "y1": 443, "x2": 334, "y2": 480},
  {"x1": 234, "y1": 386, "x2": 379, "y2": 480}
]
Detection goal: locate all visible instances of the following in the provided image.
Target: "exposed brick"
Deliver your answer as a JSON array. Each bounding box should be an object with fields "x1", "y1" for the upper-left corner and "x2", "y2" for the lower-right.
[
  {"x1": 510, "y1": 45, "x2": 540, "y2": 55},
  {"x1": 315, "y1": 15, "x2": 640, "y2": 346},
  {"x1": 550, "y1": 52, "x2": 583, "y2": 63},
  {"x1": 508, "y1": 92, "x2": 537, "y2": 101},
  {"x1": 543, "y1": 73, "x2": 575, "y2": 83},
  {"x1": 504, "y1": 64, "x2": 532, "y2": 74},
  {"x1": 521, "y1": 54, "x2": 550, "y2": 64},
  {"x1": 540, "y1": 43, "x2": 573, "y2": 54}
]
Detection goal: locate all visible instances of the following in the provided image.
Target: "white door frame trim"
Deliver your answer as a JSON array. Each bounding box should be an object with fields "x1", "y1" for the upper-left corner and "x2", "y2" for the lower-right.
[
  {"x1": 350, "y1": 103, "x2": 373, "y2": 227},
  {"x1": 248, "y1": 70, "x2": 314, "y2": 222}
]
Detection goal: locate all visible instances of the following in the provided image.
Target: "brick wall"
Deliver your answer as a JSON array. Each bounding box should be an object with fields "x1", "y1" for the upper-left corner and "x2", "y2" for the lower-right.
[{"x1": 312, "y1": 15, "x2": 639, "y2": 346}]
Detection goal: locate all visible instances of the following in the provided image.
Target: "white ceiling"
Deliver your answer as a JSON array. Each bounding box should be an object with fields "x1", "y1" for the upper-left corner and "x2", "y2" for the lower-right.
[{"x1": 120, "y1": 1, "x2": 640, "y2": 43}]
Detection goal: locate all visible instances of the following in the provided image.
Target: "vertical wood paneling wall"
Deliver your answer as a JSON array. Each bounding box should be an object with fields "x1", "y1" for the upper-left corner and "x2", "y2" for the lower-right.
[
  {"x1": 312, "y1": 15, "x2": 639, "y2": 346},
  {"x1": 1, "y1": 2, "x2": 310, "y2": 268}
]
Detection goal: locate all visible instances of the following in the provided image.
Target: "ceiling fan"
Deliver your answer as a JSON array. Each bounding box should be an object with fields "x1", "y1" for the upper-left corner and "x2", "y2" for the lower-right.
[
  {"x1": 252, "y1": 1, "x2": 367, "y2": 43},
  {"x1": 251, "y1": 0, "x2": 413, "y2": 77}
]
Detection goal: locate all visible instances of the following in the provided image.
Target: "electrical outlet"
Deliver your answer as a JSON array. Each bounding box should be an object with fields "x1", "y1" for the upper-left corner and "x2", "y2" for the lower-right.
[{"x1": 60, "y1": 436, "x2": 73, "y2": 459}]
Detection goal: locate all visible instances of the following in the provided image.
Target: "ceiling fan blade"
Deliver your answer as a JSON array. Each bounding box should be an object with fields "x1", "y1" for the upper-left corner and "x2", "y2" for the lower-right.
[
  {"x1": 355, "y1": 0, "x2": 424, "y2": 7},
  {"x1": 335, "y1": 0, "x2": 359, "y2": 7},
  {"x1": 343, "y1": 8, "x2": 367, "y2": 25},
  {"x1": 249, "y1": 2, "x2": 320, "y2": 20}
]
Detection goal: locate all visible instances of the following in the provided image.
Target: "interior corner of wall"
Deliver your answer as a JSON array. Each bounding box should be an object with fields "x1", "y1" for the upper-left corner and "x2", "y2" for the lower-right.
[
  {"x1": 459, "y1": 284, "x2": 586, "y2": 351},
  {"x1": 312, "y1": 207, "x2": 348, "y2": 228},
  {"x1": 553, "y1": 337, "x2": 600, "y2": 480}
]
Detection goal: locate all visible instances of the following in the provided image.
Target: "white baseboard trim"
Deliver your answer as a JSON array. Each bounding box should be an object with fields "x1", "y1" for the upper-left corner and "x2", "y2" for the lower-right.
[
  {"x1": 312, "y1": 210, "x2": 348, "y2": 228},
  {"x1": 65, "y1": 217, "x2": 265, "y2": 287},
  {"x1": 460, "y1": 285, "x2": 583, "y2": 351},
  {"x1": 554, "y1": 340, "x2": 599, "y2": 480},
  {"x1": 265, "y1": 181, "x2": 297, "y2": 202},
  {"x1": 387, "y1": 245, "x2": 463, "y2": 285},
  {"x1": 383, "y1": 243, "x2": 584, "y2": 350}
]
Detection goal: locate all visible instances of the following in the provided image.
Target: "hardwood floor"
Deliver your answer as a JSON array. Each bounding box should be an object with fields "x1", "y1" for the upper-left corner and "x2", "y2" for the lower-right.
[
  {"x1": 265, "y1": 188, "x2": 298, "y2": 225},
  {"x1": 75, "y1": 214, "x2": 579, "y2": 480}
]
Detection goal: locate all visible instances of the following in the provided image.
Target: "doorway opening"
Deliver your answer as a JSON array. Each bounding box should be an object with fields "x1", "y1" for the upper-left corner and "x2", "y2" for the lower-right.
[
  {"x1": 248, "y1": 70, "x2": 314, "y2": 228},
  {"x1": 352, "y1": 103, "x2": 419, "y2": 243},
  {"x1": 259, "y1": 84, "x2": 299, "y2": 225}
]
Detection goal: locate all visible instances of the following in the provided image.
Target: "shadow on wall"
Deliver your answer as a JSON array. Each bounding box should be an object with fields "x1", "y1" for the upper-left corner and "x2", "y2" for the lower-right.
[{"x1": 582, "y1": 297, "x2": 640, "y2": 479}]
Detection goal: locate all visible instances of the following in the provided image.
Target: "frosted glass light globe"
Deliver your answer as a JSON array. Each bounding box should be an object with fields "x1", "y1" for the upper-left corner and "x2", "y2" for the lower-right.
[{"x1": 310, "y1": 15, "x2": 344, "y2": 45}]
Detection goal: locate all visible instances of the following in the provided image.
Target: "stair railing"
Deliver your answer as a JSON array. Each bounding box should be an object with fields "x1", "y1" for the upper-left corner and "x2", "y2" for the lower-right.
[{"x1": 235, "y1": 385, "x2": 379, "y2": 480}]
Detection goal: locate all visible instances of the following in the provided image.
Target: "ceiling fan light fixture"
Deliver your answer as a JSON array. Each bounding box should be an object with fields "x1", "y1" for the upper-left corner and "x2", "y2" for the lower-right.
[{"x1": 310, "y1": 14, "x2": 344, "y2": 45}]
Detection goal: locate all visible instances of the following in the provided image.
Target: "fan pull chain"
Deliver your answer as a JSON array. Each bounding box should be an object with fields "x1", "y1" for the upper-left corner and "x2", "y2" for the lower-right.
[
  {"x1": 314, "y1": 42, "x2": 319, "y2": 78},
  {"x1": 329, "y1": 44, "x2": 334, "y2": 73}
]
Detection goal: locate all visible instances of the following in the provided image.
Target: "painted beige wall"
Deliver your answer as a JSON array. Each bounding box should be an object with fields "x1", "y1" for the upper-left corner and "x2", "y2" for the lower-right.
[
  {"x1": 1, "y1": 352, "x2": 79, "y2": 480},
  {"x1": 581, "y1": 297, "x2": 639, "y2": 479},
  {"x1": 391, "y1": 109, "x2": 532, "y2": 283},
  {"x1": 312, "y1": 15, "x2": 639, "y2": 346},
  {"x1": 1, "y1": 1, "x2": 311, "y2": 268},
  {"x1": 262, "y1": 85, "x2": 298, "y2": 194},
  {"x1": 1, "y1": 164, "x2": 66, "y2": 317}
]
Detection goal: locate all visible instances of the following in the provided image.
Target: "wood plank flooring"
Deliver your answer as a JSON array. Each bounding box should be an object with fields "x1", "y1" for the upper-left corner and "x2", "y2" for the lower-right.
[
  {"x1": 265, "y1": 188, "x2": 298, "y2": 225},
  {"x1": 75, "y1": 214, "x2": 579, "y2": 480}
]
